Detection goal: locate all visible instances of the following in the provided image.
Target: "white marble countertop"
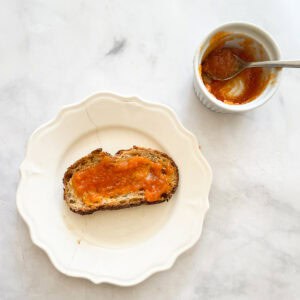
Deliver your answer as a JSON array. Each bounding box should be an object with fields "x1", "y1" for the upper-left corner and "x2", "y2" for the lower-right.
[{"x1": 1, "y1": 0, "x2": 300, "y2": 299}]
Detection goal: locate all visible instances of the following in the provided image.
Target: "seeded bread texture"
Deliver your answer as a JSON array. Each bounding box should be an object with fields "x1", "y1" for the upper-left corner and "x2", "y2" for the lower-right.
[{"x1": 63, "y1": 146, "x2": 179, "y2": 215}]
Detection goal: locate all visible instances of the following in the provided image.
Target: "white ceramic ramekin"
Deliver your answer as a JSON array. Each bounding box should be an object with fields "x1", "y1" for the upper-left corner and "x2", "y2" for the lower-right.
[{"x1": 193, "y1": 22, "x2": 281, "y2": 113}]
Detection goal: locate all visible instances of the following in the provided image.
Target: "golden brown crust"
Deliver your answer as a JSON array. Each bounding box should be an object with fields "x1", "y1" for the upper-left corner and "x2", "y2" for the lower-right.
[{"x1": 63, "y1": 146, "x2": 179, "y2": 215}]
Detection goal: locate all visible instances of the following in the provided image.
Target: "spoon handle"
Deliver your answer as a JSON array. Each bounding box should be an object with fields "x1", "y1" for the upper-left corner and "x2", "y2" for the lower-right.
[{"x1": 249, "y1": 60, "x2": 300, "y2": 68}]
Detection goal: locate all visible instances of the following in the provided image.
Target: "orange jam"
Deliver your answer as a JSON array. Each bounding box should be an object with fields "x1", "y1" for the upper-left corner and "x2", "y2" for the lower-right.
[
  {"x1": 200, "y1": 33, "x2": 271, "y2": 105},
  {"x1": 202, "y1": 48, "x2": 241, "y2": 80},
  {"x1": 72, "y1": 156, "x2": 173, "y2": 206}
]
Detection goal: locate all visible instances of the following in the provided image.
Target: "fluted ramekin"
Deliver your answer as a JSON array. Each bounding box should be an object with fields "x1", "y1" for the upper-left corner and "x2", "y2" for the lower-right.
[{"x1": 193, "y1": 22, "x2": 281, "y2": 113}]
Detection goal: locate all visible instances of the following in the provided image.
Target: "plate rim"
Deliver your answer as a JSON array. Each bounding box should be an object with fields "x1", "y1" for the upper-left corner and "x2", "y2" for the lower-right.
[{"x1": 16, "y1": 91, "x2": 213, "y2": 286}]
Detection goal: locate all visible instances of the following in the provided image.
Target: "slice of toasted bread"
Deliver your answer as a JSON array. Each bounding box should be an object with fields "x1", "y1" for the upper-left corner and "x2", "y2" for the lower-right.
[{"x1": 63, "y1": 146, "x2": 179, "y2": 215}]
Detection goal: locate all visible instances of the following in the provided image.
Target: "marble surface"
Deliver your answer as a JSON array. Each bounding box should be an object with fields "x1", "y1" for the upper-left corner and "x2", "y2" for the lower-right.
[{"x1": 1, "y1": 0, "x2": 300, "y2": 299}]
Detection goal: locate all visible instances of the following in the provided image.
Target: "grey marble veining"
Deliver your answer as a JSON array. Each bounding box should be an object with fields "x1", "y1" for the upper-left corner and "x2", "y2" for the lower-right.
[{"x1": 1, "y1": 0, "x2": 300, "y2": 299}]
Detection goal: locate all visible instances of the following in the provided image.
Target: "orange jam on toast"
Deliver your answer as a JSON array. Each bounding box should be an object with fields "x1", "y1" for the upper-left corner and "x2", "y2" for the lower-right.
[{"x1": 72, "y1": 156, "x2": 173, "y2": 205}]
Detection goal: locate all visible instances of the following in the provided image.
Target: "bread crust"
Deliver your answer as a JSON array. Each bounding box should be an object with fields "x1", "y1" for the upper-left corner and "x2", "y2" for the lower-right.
[{"x1": 63, "y1": 146, "x2": 179, "y2": 215}]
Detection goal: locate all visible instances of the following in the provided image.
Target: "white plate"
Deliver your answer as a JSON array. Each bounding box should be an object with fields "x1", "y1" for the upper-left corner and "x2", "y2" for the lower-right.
[{"x1": 16, "y1": 92, "x2": 212, "y2": 285}]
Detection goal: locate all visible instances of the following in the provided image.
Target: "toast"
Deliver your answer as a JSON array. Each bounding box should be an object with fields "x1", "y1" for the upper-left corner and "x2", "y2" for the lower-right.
[{"x1": 63, "y1": 146, "x2": 179, "y2": 215}]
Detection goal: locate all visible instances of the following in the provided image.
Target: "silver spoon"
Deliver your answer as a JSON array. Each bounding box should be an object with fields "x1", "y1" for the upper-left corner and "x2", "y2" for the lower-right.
[{"x1": 206, "y1": 54, "x2": 300, "y2": 81}]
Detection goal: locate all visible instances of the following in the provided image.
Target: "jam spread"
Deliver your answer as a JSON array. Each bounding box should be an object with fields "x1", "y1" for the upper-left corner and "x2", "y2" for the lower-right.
[
  {"x1": 200, "y1": 33, "x2": 271, "y2": 105},
  {"x1": 72, "y1": 156, "x2": 173, "y2": 206}
]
